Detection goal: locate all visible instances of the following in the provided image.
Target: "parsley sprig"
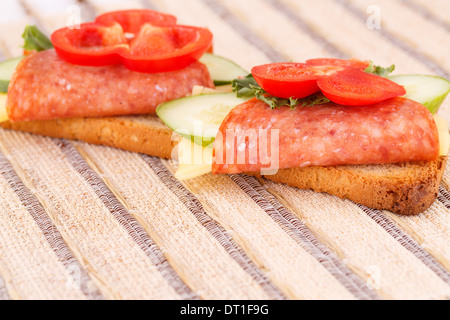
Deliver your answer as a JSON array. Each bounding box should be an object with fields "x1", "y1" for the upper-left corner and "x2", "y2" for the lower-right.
[
  {"x1": 364, "y1": 61, "x2": 395, "y2": 78},
  {"x1": 232, "y1": 74, "x2": 330, "y2": 110}
]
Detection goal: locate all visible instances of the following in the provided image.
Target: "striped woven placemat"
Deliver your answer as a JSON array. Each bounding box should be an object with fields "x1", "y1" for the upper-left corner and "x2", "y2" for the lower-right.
[{"x1": 0, "y1": 0, "x2": 449, "y2": 300}]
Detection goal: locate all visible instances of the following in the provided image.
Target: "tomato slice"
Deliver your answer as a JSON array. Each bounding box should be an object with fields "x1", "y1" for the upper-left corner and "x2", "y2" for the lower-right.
[
  {"x1": 306, "y1": 58, "x2": 370, "y2": 71},
  {"x1": 317, "y1": 68, "x2": 406, "y2": 106},
  {"x1": 251, "y1": 63, "x2": 343, "y2": 99},
  {"x1": 51, "y1": 10, "x2": 213, "y2": 73}
]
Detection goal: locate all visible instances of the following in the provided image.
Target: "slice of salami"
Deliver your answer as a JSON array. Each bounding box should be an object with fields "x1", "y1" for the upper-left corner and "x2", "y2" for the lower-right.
[
  {"x1": 212, "y1": 97, "x2": 440, "y2": 174},
  {"x1": 7, "y1": 50, "x2": 213, "y2": 122}
]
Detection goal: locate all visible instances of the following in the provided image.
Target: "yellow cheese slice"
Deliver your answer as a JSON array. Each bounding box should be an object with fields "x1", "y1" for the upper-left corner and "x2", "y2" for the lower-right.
[
  {"x1": 175, "y1": 137, "x2": 213, "y2": 180},
  {"x1": 191, "y1": 84, "x2": 233, "y2": 96},
  {"x1": 0, "y1": 93, "x2": 8, "y2": 123},
  {"x1": 434, "y1": 114, "x2": 450, "y2": 156}
]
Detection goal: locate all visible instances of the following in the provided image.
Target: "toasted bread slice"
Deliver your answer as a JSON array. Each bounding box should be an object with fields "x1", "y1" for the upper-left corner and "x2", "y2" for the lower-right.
[
  {"x1": 1, "y1": 115, "x2": 176, "y2": 159},
  {"x1": 247, "y1": 157, "x2": 447, "y2": 215},
  {"x1": 1, "y1": 115, "x2": 446, "y2": 215}
]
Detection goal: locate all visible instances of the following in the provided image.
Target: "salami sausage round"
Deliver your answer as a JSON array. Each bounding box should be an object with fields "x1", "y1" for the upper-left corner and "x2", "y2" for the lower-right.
[
  {"x1": 7, "y1": 50, "x2": 213, "y2": 122},
  {"x1": 212, "y1": 97, "x2": 440, "y2": 174}
]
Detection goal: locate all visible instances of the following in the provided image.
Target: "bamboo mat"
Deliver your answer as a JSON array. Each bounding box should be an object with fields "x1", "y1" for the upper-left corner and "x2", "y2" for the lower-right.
[{"x1": 0, "y1": 0, "x2": 449, "y2": 300}]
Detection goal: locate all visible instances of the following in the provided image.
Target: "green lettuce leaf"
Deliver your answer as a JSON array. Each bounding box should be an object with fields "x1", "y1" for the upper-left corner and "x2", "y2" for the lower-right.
[{"x1": 22, "y1": 25, "x2": 53, "y2": 52}]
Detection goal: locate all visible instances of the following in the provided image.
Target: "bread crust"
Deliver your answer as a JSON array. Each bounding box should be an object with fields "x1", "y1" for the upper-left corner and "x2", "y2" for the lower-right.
[
  {"x1": 247, "y1": 157, "x2": 447, "y2": 215},
  {"x1": 1, "y1": 117, "x2": 446, "y2": 215},
  {"x1": 0, "y1": 115, "x2": 177, "y2": 159}
]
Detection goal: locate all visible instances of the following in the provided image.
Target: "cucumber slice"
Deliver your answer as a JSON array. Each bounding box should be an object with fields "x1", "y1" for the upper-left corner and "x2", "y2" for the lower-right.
[
  {"x1": 0, "y1": 56, "x2": 22, "y2": 93},
  {"x1": 156, "y1": 92, "x2": 249, "y2": 146},
  {"x1": 389, "y1": 74, "x2": 450, "y2": 114},
  {"x1": 200, "y1": 53, "x2": 248, "y2": 86}
]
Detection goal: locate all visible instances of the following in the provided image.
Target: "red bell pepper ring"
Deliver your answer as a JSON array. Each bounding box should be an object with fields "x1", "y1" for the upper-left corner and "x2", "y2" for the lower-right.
[{"x1": 50, "y1": 9, "x2": 213, "y2": 73}]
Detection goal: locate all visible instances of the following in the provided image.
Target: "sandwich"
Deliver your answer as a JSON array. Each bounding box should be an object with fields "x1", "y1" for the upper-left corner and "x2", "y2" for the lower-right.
[
  {"x1": 0, "y1": 9, "x2": 245, "y2": 158},
  {"x1": 0, "y1": 10, "x2": 449, "y2": 216},
  {"x1": 156, "y1": 60, "x2": 450, "y2": 216},
  {"x1": 0, "y1": 9, "x2": 216, "y2": 150}
]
